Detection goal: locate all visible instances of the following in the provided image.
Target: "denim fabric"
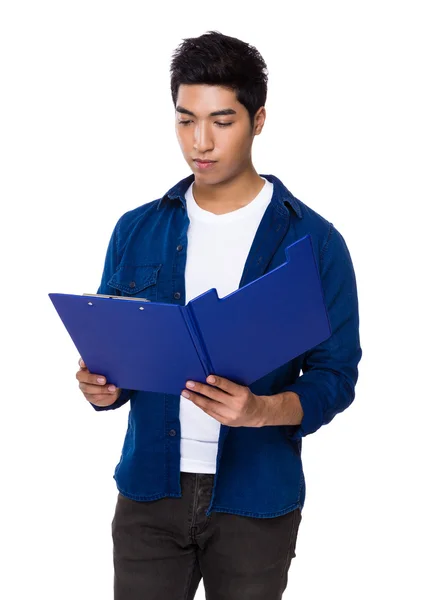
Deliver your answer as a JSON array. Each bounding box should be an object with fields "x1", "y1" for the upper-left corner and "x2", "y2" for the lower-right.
[
  {"x1": 93, "y1": 173, "x2": 362, "y2": 518},
  {"x1": 112, "y1": 472, "x2": 302, "y2": 600}
]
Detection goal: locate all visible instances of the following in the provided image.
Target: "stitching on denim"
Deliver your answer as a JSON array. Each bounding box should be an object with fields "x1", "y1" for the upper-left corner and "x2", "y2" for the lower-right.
[
  {"x1": 108, "y1": 264, "x2": 161, "y2": 297},
  {"x1": 111, "y1": 278, "x2": 157, "y2": 294},
  {"x1": 241, "y1": 205, "x2": 286, "y2": 283},
  {"x1": 210, "y1": 501, "x2": 301, "y2": 519},
  {"x1": 320, "y1": 222, "x2": 333, "y2": 263},
  {"x1": 115, "y1": 263, "x2": 162, "y2": 269},
  {"x1": 172, "y1": 245, "x2": 178, "y2": 299},
  {"x1": 172, "y1": 214, "x2": 187, "y2": 300},
  {"x1": 297, "y1": 470, "x2": 305, "y2": 503}
]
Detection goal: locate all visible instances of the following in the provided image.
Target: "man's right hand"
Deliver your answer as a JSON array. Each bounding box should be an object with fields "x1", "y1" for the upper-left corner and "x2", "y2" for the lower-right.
[{"x1": 76, "y1": 357, "x2": 122, "y2": 407}]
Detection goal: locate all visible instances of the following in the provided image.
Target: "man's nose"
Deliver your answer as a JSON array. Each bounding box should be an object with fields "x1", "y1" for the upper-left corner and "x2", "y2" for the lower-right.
[{"x1": 193, "y1": 122, "x2": 214, "y2": 152}]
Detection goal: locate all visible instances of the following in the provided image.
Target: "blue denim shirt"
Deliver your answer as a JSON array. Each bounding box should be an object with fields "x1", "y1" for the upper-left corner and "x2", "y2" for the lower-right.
[{"x1": 93, "y1": 173, "x2": 362, "y2": 518}]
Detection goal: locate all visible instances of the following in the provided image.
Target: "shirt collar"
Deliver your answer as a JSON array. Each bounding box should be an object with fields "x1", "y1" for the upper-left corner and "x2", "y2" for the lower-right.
[{"x1": 156, "y1": 173, "x2": 303, "y2": 219}]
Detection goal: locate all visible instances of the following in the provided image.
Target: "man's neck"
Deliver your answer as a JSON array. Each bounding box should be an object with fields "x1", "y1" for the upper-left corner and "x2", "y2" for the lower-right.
[{"x1": 192, "y1": 169, "x2": 265, "y2": 215}]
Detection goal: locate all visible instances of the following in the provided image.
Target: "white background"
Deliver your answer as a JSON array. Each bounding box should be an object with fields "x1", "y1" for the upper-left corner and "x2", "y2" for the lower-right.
[{"x1": 1, "y1": 1, "x2": 421, "y2": 599}]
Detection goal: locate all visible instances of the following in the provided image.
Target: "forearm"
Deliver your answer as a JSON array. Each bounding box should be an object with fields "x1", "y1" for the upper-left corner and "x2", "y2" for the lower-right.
[
  {"x1": 258, "y1": 391, "x2": 304, "y2": 427},
  {"x1": 258, "y1": 224, "x2": 362, "y2": 438}
]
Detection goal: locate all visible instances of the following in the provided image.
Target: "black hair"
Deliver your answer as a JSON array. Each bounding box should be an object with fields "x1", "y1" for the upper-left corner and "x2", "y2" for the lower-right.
[{"x1": 170, "y1": 30, "x2": 268, "y2": 133}]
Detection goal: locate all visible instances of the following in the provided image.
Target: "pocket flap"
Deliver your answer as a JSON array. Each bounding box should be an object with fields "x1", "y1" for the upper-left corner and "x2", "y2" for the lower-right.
[{"x1": 108, "y1": 263, "x2": 161, "y2": 295}]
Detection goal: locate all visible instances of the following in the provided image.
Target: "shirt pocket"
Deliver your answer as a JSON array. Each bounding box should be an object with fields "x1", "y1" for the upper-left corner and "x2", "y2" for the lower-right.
[{"x1": 107, "y1": 263, "x2": 162, "y2": 301}]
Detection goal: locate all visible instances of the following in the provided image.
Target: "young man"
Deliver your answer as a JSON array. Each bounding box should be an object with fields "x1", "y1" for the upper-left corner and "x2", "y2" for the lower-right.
[{"x1": 76, "y1": 30, "x2": 362, "y2": 600}]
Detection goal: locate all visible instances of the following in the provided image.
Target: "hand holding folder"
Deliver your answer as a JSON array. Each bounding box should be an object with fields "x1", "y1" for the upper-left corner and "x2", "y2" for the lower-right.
[
  {"x1": 76, "y1": 357, "x2": 123, "y2": 408},
  {"x1": 49, "y1": 235, "x2": 332, "y2": 396}
]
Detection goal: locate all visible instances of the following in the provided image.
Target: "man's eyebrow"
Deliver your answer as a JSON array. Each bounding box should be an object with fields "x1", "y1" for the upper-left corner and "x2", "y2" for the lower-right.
[{"x1": 176, "y1": 106, "x2": 237, "y2": 117}]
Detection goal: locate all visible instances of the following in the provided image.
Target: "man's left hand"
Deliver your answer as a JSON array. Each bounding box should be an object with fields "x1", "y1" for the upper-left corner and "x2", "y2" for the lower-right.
[{"x1": 182, "y1": 375, "x2": 264, "y2": 428}]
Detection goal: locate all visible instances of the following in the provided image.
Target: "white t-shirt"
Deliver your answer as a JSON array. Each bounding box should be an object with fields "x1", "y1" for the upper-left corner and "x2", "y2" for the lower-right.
[{"x1": 180, "y1": 175, "x2": 274, "y2": 473}]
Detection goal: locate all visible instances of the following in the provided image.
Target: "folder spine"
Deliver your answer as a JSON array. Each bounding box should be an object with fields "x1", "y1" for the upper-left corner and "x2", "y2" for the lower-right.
[{"x1": 180, "y1": 305, "x2": 215, "y2": 377}]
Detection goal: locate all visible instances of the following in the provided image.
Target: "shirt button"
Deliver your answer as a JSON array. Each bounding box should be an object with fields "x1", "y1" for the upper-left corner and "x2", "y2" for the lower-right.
[
  {"x1": 174, "y1": 292, "x2": 181, "y2": 300},
  {"x1": 176, "y1": 245, "x2": 183, "y2": 251},
  {"x1": 169, "y1": 429, "x2": 176, "y2": 436},
  {"x1": 129, "y1": 281, "x2": 136, "y2": 288}
]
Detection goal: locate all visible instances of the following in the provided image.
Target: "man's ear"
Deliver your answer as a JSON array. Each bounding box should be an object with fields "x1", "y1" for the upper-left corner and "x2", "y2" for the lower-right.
[{"x1": 254, "y1": 106, "x2": 266, "y2": 135}]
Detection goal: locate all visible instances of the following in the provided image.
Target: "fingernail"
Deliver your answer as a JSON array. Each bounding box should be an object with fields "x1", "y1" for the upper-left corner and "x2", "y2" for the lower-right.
[
  {"x1": 108, "y1": 385, "x2": 116, "y2": 392},
  {"x1": 97, "y1": 377, "x2": 105, "y2": 384},
  {"x1": 186, "y1": 381, "x2": 195, "y2": 388}
]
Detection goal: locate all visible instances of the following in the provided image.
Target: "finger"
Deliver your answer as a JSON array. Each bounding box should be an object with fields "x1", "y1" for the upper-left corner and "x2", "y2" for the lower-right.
[
  {"x1": 205, "y1": 375, "x2": 242, "y2": 396},
  {"x1": 84, "y1": 392, "x2": 119, "y2": 407},
  {"x1": 76, "y1": 369, "x2": 108, "y2": 386},
  {"x1": 183, "y1": 389, "x2": 226, "y2": 415},
  {"x1": 79, "y1": 381, "x2": 119, "y2": 395},
  {"x1": 78, "y1": 357, "x2": 86, "y2": 369},
  {"x1": 185, "y1": 380, "x2": 229, "y2": 404},
  {"x1": 184, "y1": 391, "x2": 229, "y2": 425}
]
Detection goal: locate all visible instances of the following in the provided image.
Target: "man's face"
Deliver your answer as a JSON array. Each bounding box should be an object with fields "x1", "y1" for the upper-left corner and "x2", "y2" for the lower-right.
[{"x1": 175, "y1": 84, "x2": 264, "y2": 184}]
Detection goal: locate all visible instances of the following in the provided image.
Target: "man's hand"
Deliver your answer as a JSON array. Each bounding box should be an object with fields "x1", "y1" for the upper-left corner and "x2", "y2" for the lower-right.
[
  {"x1": 181, "y1": 375, "x2": 265, "y2": 427},
  {"x1": 76, "y1": 357, "x2": 122, "y2": 407}
]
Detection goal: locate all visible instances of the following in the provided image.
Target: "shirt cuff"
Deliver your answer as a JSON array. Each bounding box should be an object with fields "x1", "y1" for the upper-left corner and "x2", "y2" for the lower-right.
[{"x1": 280, "y1": 383, "x2": 325, "y2": 440}]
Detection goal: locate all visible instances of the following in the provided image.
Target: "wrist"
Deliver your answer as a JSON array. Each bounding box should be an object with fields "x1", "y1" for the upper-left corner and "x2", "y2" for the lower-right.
[{"x1": 258, "y1": 391, "x2": 303, "y2": 427}]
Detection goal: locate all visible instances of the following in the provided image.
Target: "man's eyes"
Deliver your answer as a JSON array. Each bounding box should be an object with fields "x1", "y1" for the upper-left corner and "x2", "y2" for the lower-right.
[{"x1": 178, "y1": 120, "x2": 233, "y2": 127}]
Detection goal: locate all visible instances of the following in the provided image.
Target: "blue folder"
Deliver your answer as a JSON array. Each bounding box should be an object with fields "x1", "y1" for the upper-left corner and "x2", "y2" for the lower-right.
[{"x1": 48, "y1": 234, "x2": 331, "y2": 395}]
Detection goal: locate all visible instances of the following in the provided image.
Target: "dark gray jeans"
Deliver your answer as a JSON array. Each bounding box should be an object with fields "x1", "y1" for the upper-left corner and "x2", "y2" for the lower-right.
[{"x1": 112, "y1": 472, "x2": 302, "y2": 600}]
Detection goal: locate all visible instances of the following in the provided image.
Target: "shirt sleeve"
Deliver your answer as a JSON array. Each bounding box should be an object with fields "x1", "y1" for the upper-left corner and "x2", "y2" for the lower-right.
[
  {"x1": 280, "y1": 223, "x2": 362, "y2": 439},
  {"x1": 89, "y1": 215, "x2": 135, "y2": 412}
]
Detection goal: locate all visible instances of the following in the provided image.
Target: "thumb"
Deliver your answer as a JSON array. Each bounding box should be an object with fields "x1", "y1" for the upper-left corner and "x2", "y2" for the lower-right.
[{"x1": 79, "y1": 357, "x2": 86, "y2": 369}]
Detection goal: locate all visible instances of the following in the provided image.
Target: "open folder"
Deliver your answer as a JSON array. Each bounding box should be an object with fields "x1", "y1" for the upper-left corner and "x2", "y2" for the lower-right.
[{"x1": 48, "y1": 234, "x2": 331, "y2": 396}]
